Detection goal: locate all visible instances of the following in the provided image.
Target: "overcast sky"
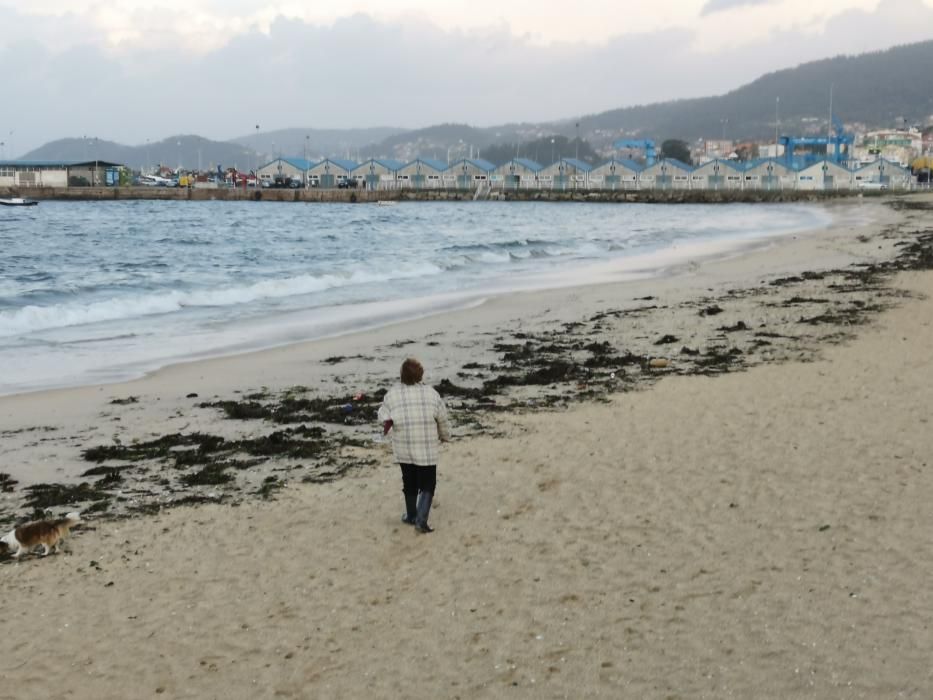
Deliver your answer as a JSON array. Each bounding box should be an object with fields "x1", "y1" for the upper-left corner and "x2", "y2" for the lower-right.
[{"x1": 1, "y1": 0, "x2": 931, "y2": 155}]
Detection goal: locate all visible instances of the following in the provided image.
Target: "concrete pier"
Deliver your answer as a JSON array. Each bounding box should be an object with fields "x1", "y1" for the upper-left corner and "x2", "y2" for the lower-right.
[{"x1": 1, "y1": 185, "x2": 877, "y2": 204}]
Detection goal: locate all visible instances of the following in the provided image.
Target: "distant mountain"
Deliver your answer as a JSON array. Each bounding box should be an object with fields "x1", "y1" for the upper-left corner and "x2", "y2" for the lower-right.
[
  {"x1": 21, "y1": 40, "x2": 933, "y2": 169},
  {"x1": 371, "y1": 40, "x2": 933, "y2": 157},
  {"x1": 556, "y1": 39, "x2": 933, "y2": 148},
  {"x1": 21, "y1": 135, "x2": 265, "y2": 172},
  {"x1": 229, "y1": 127, "x2": 407, "y2": 161}
]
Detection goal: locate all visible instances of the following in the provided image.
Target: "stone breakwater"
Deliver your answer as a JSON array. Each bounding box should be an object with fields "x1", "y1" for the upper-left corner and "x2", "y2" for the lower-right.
[{"x1": 1, "y1": 185, "x2": 883, "y2": 204}]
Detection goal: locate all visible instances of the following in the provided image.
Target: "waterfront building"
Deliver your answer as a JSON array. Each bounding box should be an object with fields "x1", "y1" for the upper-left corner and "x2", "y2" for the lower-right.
[
  {"x1": 0, "y1": 160, "x2": 123, "y2": 187},
  {"x1": 588, "y1": 158, "x2": 642, "y2": 190},
  {"x1": 350, "y1": 159, "x2": 406, "y2": 190},
  {"x1": 537, "y1": 158, "x2": 591, "y2": 190},
  {"x1": 396, "y1": 159, "x2": 448, "y2": 189},
  {"x1": 306, "y1": 158, "x2": 358, "y2": 188},
  {"x1": 493, "y1": 158, "x2": 543, "y2": 190},
  {"x1": 853, "y1": 158, "x2": 913, "y2": 189},
  {"x1": 689, "y1": 159, "x2": 745, "y2": 190},
  {"x1": 445, "y1": 158, "x2": 496, "y2": 189},
  {"x1": 256, "y1": 158, "x2": 313, "y2": 186},
  {"x1": 739, "y1": 158, "x2": 798, "y2": 190},
  {"x1": 638, "y1": 159, "x2": 693, "y2": 190},
  {"x1": 796, "y1": 159, "x2": 854, "y2": 190}
]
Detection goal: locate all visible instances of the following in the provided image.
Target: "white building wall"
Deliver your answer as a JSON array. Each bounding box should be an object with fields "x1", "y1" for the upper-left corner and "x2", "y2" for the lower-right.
[
  {"x1": 854, "y1": 160, "x2": 912, "y2": 189},
  {"x1": 797, "y1": 161, "x2": 853, "y2": 190},
  {"x1": 257, "y1": 160, "x2": 303, "y2": 182}
]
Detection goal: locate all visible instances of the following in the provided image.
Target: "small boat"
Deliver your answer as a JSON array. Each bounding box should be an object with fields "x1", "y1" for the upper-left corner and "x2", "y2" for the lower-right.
[
  {"x1": 376, "y1": 200, "x2": 398, "y2": 207},
  {"x1": 0, "y1": 197, "x2": 39, "y2": 207}
]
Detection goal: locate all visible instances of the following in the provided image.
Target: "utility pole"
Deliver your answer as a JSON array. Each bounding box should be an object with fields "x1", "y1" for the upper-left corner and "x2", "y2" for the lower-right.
[{"x1": 775, "y1": 96, "x2": 780, "y2": 157}]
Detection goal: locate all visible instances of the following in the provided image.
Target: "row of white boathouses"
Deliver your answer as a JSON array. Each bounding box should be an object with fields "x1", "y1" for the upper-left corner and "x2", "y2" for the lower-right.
[{"x1": 258, "y1": 156, "x2": 915, "y2": 191}]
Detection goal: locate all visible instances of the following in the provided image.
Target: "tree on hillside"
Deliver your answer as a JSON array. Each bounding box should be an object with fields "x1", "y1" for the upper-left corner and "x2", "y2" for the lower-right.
[
  {"x1": 660, "y1": 139, "x2": 693, "y2": 165},
  {"x1": 482, "y1": 135, "x2": 601, "y2": 167}
]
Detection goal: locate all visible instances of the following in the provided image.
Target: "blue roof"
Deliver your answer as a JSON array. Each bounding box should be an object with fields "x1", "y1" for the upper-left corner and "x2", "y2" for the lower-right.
[
  {"x1": 259, "y1": 157, "x2": 314, "y2": 171},
  {"x1": 513, "y1": 158, "x2": 542, "y2": 172},
  {"x1": 354, "y1": 158, "x2": 406, "y2": 171},
  {"x1": 740, "y1": 157, "x2": 799, "y2": 172},
  {"x1": 798, "y1": 158, "x2": 854, "y2": 172},
  {"x1": 594, "y1": 158, "x2": 644, "y2": 172},
  {"x1": 469, "y1": 158, "x2": 497, "y2": 172},
  {"x1": 402, "y1": 158, "x2": 448, "y2": 172},
  {"x1": 695, "y1": 158, "x2": 743, "y2": 172},
  {"x1": 313, "y1": 158, "x2": 358, "y2": 172},
  {"x1": 283, "y1": 157, "x2": 314, "y2": 170},
  {"x1": 854, "y1": 157, "x2": 908, "y2": 172},
  {"x1": 560, "y1": 158, "x2": 592, "y2": 172},
  {"x1": 420, "y1": 158, "x2": 449, "y2": 172}
]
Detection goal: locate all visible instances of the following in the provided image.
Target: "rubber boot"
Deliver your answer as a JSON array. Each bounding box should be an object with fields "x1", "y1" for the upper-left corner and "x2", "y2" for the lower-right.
[
  {"x1": 415, "y1": 491, "x2": 434, "y2": 533},
  {"x1": 402, "y1": 488, "x2": 418, "y2": 525}
]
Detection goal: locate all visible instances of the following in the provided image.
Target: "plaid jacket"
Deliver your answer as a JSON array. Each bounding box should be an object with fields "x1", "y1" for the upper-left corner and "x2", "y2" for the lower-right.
[{"x1": 377, "y1": 383, "x2": 451, "y2": 466}]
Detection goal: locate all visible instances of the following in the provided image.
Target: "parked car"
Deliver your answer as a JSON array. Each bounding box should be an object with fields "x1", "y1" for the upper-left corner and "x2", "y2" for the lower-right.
[{"x1": 337, "y1": 178, "x2": 357, "y2": 189}]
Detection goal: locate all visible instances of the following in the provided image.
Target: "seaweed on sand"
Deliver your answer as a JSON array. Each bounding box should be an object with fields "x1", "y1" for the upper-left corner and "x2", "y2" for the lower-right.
[
  {"x1": 0, "y1": 473, "x2": 17, "y2": 493},
  {"x1": 23, "y1": 482, "x2": 113, "y2": 511},
  {"x1": 201, "y1": 388, "x2": 387, "y2": 426}
]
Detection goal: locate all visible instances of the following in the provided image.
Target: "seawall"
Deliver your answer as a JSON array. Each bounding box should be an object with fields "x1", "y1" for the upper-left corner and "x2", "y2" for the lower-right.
[{"x1": 1, "y1": 185, "x2": 889, "y2": 204}]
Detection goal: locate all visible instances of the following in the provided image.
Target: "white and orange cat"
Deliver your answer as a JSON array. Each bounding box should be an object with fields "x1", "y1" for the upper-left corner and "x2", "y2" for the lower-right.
[{"x1": 1, "y1": 512, "x2": 81, "y2": 558}]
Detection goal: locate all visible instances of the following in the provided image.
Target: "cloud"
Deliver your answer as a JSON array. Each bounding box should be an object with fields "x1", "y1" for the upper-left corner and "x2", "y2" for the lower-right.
[
  {"x1": 700, "y1": 0, "x2": 776, "y2": 15},
  {"x1": 2, "y1": 0, "x2": 932, "y2": 156}
]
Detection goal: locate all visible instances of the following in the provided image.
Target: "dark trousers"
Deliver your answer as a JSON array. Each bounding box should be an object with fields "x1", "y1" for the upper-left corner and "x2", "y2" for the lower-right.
[
  {"x1": 400, "y1": 464, "x2": 437, "y2": 528},
  {"x1": 400, "y1": 463, "x2": 437, "y2": 497}
]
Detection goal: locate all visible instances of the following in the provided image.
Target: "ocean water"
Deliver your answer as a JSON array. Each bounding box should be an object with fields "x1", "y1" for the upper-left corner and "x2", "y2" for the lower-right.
[{"x1": 0, "y1": 200, "x2": 831, "y2": 395}]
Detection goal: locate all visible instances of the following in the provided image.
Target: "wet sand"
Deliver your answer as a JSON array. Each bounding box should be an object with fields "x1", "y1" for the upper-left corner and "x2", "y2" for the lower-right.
[{"x1": 1, "y1": 196, "x2": 932, "y2": 698}]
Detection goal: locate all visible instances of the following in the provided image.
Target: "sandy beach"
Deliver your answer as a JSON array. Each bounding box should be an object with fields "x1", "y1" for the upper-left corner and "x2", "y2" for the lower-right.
[{"x1": 1, "y1": 195, "x2": 932, "y2": 698}]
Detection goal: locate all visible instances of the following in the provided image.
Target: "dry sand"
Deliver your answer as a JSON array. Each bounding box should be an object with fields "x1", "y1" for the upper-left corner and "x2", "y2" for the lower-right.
[{"x1": 1, "y1": 197, "x2": 933, "y2": 698}]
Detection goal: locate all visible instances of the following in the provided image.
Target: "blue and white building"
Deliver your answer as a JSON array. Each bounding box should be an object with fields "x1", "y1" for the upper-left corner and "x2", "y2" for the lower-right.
[
  {"x1": 588, "y1": 158, "x2": 641, "y2": 190},
  {"x1": 689, "y1": 159, "x2": 745, "y2": 190},
  {"x1": 796, "y1": 159, "x2": 853, "y2": 190},
  {"x1": 639, "y1": 159, "x2": 693, "y2": 190},
  {"x1": 396, "y1": 158, "x2": 448, "y2": 189},
  {"x1": 307, "y1": 158, "x2": 358, "y2": 188},
  {"x1": 537, "y1": 158, "x2": 592, "y2": 190},
  {"x1": 740, "y1": 159, "x2": 798, "y2": 190},
  {"x1": 493, "y1": 158, "x2": 543, "y2": 190},
  {"x1": 445, "y1": 158, "x2": 496, "y2": 189},
  {"x1": 257, "y1": 158, "x2": 314, "y2": 185},
  {"x1": 350, "y1": 159, "x2": 406, "y2": 190},
  {"x1": 853, "y1": 158, "x2": 912, "y2": 189}
]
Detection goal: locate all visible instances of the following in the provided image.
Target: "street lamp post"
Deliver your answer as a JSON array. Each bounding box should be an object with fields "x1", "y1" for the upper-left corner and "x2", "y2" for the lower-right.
[
  {"x1": 304, "y1": 135, "x2": 310, "y2": 187},
  {"x1": 255, "y1": 124, "x2": 260, "y2": 173}
]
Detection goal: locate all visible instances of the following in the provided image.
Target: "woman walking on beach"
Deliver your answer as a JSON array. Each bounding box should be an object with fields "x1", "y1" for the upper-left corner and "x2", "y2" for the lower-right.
[{"x1": 378, "y1": 358, "x2": 451, "y2": 534}]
